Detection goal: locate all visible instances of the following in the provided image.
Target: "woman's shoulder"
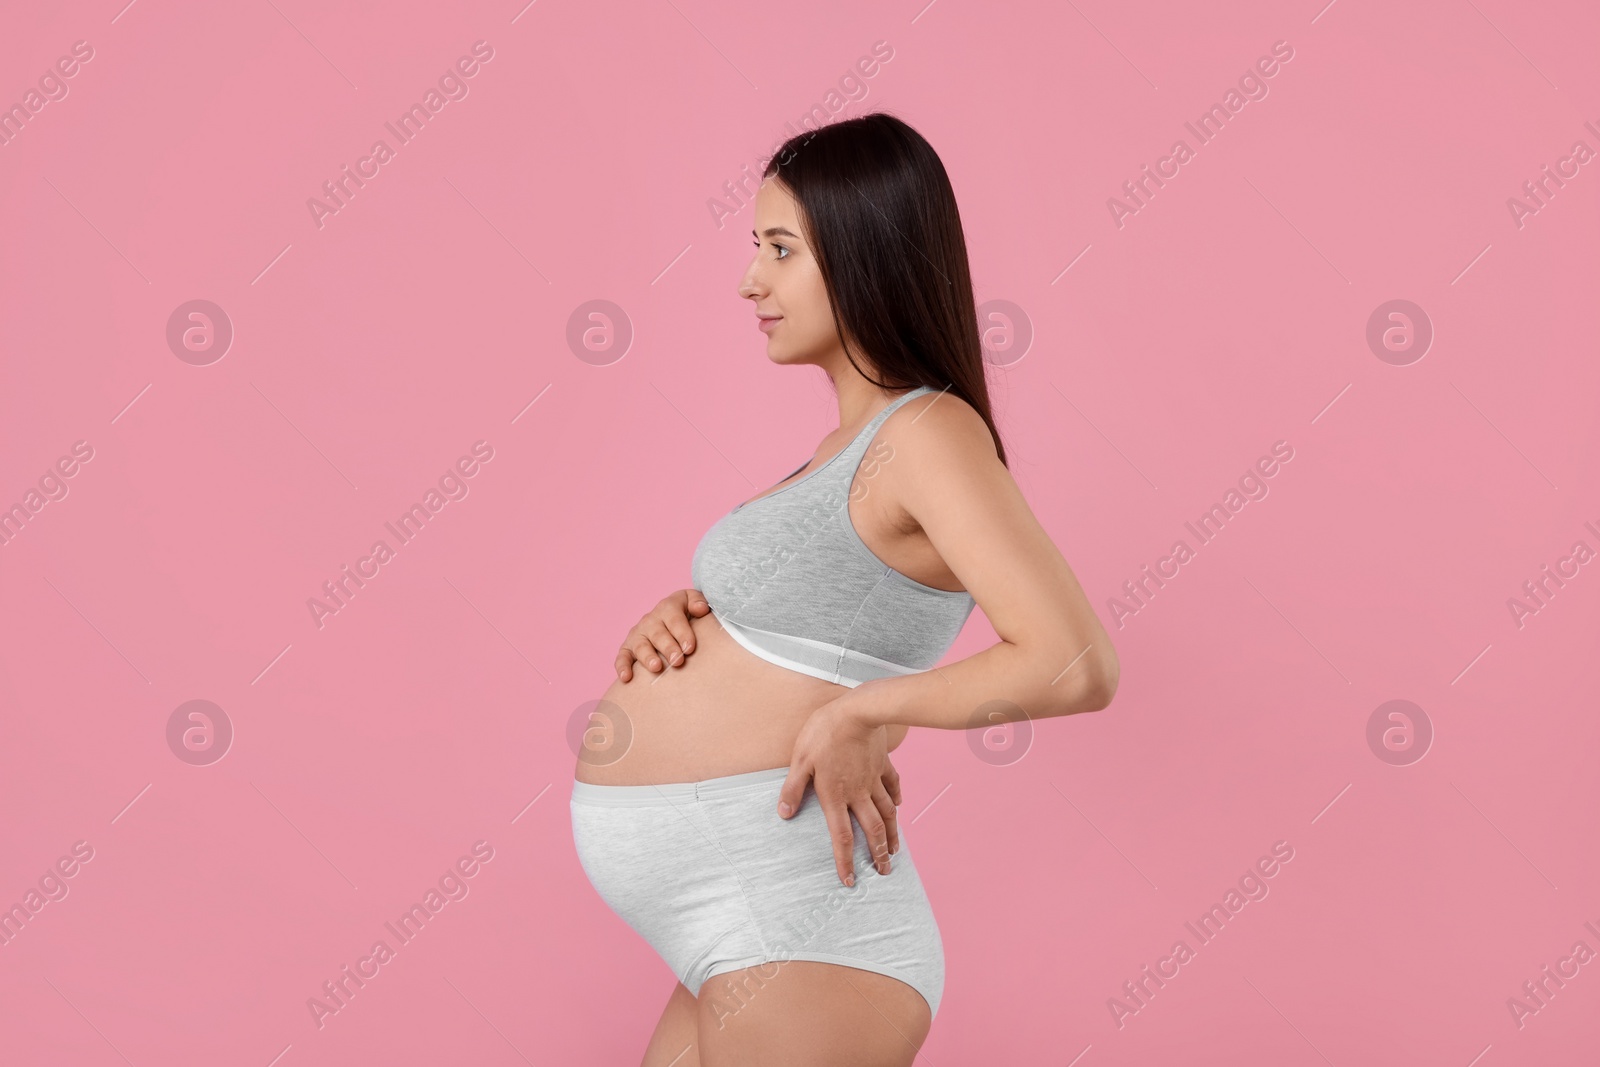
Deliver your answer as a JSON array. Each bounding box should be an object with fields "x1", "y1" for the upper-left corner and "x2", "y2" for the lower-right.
[{"x1": 882, "y1": 387, "x2": 997, "y2": 462}]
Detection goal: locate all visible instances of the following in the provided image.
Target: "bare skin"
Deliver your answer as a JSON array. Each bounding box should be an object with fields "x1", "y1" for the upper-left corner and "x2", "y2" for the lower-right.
[
  {"x1": 641, "y1": 966, "x2": 931, "y2": 1067},
  {"x1": 573, "y1": 388, "x2": 950, "y2": 786},
  {"x1": 576, "y1": 177, "x2": 1120, "y2": 1066}
]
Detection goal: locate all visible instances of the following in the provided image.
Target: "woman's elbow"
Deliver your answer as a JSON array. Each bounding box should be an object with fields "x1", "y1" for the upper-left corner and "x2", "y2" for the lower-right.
[
  {"x1": 1041, "y1": 639, "x2": 1119, "y2": 715},
  {"x1": 1085, "y1": 651, "x2": 1120, "y2": 711},
  {"x1": 1075, "y1": 646, "x2": 1126, "y2": 713}
]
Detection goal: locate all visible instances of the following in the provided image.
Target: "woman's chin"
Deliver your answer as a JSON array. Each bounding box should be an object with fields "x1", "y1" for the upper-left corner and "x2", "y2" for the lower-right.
[{"x1": 763, "y1": 345, "x2": 813, "y2": 367}]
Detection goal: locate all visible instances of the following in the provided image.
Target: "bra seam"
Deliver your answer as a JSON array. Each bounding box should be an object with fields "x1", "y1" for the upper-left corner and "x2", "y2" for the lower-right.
[
  {"x1": 836, "y1": 499, "x2": 973, "y2": 600},
  {"x1": 834, "y1": 394, "x2": 975, "y2": 600},
  {"x1": 716, "y1": 614, "x2": 928, "y2": 687},
  {"x1": 719, "y1": 615, "x2": 928, "y2": 675},
  {"x1": 831, "y1": 568, "x2": 897, "y2": 682}
]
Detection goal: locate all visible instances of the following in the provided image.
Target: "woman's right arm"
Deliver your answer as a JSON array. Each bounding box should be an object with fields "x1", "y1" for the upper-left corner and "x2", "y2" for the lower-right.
[{"x1": 613, "y1": 589, "x2": 712, "y2": 681}]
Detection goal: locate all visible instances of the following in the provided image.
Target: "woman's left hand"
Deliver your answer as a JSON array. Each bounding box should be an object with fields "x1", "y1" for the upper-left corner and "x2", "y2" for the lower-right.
[{"x1": 777, "y1": 699, "x2": 900, "y2": 887}]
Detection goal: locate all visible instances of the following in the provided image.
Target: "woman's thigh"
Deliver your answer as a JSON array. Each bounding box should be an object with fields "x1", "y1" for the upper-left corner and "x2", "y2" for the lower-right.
[
  {"x1": 643, "y1": 982, "x2": 701, "y2": 1067},
  {"x1": 696, "y1": 961, "x2": 931, "y2": 1067}
]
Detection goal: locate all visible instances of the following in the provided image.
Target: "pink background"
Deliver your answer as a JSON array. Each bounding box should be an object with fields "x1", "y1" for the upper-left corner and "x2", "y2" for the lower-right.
[{"x1": 2, "y1": 0, "x2": 1597, "y2": 1063}]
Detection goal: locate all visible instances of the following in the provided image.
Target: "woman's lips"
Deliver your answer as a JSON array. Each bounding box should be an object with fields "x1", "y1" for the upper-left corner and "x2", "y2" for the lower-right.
[{"x1": 758, "y1": 317, "x2": 782, "y2": 333}]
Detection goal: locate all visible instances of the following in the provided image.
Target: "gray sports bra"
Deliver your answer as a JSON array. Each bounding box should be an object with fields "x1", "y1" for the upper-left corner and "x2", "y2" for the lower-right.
[{"x1": 691, "y1": 384, "x2": 977, "y2": 688}]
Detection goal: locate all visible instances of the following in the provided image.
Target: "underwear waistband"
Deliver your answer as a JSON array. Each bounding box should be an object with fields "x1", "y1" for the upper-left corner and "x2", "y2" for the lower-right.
[{"x1": 570, "y1": 764, "x2": 792, "y2": 806}]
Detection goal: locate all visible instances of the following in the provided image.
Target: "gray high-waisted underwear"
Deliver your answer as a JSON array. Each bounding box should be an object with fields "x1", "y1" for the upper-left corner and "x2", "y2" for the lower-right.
[{"x1": 569, "y1": 765, "x2": 945, "y2": 1019}]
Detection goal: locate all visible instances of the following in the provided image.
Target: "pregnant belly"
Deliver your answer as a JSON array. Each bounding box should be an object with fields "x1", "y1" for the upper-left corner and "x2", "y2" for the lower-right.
[{"x1": 572, "y1": 610, "x2": 910, "y2": 786}]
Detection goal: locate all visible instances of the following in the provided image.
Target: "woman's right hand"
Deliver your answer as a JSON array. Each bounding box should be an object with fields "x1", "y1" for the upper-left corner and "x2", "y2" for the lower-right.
[{"x1": 614, "y1": 589, "x2": 712, "y2": 681}]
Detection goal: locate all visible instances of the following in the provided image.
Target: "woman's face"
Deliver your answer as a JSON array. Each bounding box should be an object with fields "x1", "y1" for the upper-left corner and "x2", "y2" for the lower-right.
[{"x1": 739, "y1": 178, "x2": 840, "y2": 368}]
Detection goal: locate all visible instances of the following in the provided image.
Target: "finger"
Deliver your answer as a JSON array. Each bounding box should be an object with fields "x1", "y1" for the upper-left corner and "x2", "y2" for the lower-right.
[
  {"x1": 818, "y1": 790, "x2": 860, "y2": 887},
  {"x1": 614, "y1": 647, "x2": 634, "y2": 682},
  {"x1": 776, "y1": 764, "x2": 810, "y2": 820},
  {"x1": 643, "y1": 622, "x2": 686, "y2": 667},
  {"x1": 870, "y1": 780, "x2": 899, "y2": 858},
  {"x1": 852, "y1": 796, "x2": 892, "y2": 876},
  {"x1": 881, "y1": 761, "x2": 902, "y2": 807},
  {"x1": 659, "y1": 612, "x2": 697, "y2": 661},
  {"x1": 685, "y1": 589, "x2": 712, "y2": 616},
  {"x1": 628, "y1": 637, "x2": 665, "y2": 673}
]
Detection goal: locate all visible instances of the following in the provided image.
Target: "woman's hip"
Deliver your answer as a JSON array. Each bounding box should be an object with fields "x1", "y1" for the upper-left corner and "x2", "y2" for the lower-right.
[{"x1": 569, "y1": 765, "x2": 945, "y2": 1016}]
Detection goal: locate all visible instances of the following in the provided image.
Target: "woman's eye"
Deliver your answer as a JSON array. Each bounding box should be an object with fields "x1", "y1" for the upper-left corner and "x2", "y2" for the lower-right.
[{"x1": 774, "y1": 244, "x2": 789, "y2": 260}]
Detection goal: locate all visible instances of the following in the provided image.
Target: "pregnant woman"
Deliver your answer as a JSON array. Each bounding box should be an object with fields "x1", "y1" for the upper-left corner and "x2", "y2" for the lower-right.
[{"x1": 570, "y1": 113, "x2": 1120, "y2": 1066}]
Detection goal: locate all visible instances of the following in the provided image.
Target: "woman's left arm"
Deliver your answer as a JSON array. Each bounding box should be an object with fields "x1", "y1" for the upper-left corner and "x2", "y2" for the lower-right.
[
  {"x1": 853, "y1": 394, "x2": 1120, "y2": 729},
  {"x1": 778, "y1": 394, "x2": 1121, "y2": 885}
]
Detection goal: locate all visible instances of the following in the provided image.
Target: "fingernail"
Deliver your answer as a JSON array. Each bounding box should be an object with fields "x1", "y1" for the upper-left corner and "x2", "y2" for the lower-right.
[
  {"x1": 845, "y1": 872, "x2": 855, "y2": 887},
  {"x1": 779, "y1": 802, "x2": 791, "y2": 816}
]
